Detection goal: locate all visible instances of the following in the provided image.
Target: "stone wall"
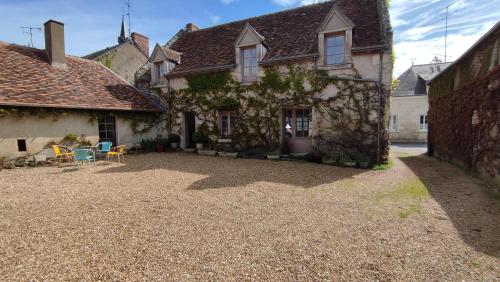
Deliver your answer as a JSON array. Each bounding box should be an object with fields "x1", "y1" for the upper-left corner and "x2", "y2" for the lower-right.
[{"x1": 428, "y1": 25, "x2": 500, "y2": 184}]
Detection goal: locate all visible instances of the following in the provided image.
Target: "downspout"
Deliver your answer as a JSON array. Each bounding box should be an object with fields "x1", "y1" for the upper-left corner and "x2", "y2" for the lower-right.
[{"x1": 377, "y1": 48, "x2": 384, "y2": 164}]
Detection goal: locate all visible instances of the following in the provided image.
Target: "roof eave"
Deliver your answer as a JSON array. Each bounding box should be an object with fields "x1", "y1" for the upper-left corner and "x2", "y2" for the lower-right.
[{"x1": 0, "y1": 102, "x2": 162, "y2": 113}]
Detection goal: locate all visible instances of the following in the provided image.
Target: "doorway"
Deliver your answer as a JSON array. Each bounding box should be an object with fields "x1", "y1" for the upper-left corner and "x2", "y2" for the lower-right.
[
  {"x1": 184, "y1": 112, "x2": 196, "y2": 148},
  {"x1": 283, "y1": 108, "x2": 312, "y2": 154},
  {"x1": 98, "y1": 115, "x2": 116, "y2": 145}
]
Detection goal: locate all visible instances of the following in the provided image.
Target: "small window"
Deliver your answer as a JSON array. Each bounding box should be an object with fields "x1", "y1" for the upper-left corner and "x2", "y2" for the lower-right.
[
  {"x1": 295, "y1": 109, "x2": 311, "y2": 137},
  {"x1": 155, "y1": 62, "x2": 165, "y2": 81},
  {"x1": 220, "y1": 111, "x2": 233, "y2": 137},
  {"x1": 389, "y1": 115, "x2": 398, "y2": 132},
  {"x1": 325, "y1": 33, "x2": 345, "y2": 65},
  {"x1": 17, "y1": 139, "x2": 27, "y2": 152},
  {"x1": 242, "y1": 46, "x2": 257, "y2": 82},
  {"x1": 419, "y1": 114, "x2": 428, "y2": 131}
]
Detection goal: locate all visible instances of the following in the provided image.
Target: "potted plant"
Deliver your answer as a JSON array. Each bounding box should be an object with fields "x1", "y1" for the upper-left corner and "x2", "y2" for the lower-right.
[
  {"x1": 192, "y1": 131, "x2": 207, "y2": 150},
  {"x1": 154, "y1": 136, "x2": 166, "y2": 152},
  {"x1": 266, "y1": 145, "x2": 281, "y2": 160},
  {"x1": 168, "y1": 133, "x2": 181, "y2": 149}
]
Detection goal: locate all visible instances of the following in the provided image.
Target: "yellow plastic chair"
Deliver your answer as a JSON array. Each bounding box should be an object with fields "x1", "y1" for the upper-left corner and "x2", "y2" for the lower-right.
[
  {"x1": 107, "y1": 145, "x2": 125, "y2": 163},
  {"x1": 52, "y1": 145, "x2": 74, "y2": 163}
]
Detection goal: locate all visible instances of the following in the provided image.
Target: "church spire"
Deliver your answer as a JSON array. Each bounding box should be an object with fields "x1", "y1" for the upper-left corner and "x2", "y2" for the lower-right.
[{"x1": 118, "y1": 16, "x2": 128, "y2": 44}]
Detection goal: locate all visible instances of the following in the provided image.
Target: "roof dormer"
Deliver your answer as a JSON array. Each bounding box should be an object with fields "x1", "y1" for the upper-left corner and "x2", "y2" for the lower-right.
[
  {"x1": 317, "y1": 5, "x2": 354, "y2": 68},
  {"x1": 150, "y1": 43, "x2": 182, "y2": 85},
  {"x1": 235, "y1": 23, "x2": 267, "y2": 83}
]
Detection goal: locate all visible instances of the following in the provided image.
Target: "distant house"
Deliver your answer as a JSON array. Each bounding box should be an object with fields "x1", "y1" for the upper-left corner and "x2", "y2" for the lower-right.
[
  {"x1": 428, "y1": 22, "x2": 500, "y2": 185},
  {"x1": 84, "y1": 17, "x2": 149, "y2": 83},
  {"x1": 0, "y1": 20, "x2": 163, "y2": 160},
  {"x1": 390, "y1": 62, "x2": 451, "y2": 142},
  {"x1": 146, "y1": 0, "x2": 393, "y2": 163}
]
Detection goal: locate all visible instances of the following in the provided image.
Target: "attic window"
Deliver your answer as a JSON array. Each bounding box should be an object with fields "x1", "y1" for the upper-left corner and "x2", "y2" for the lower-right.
[
  {"x1": 325, "y1": 33, "x2": 345, "y2": 65},
  {"x1": 242, "y1": 46, "x2": 257, "y2": 82}
]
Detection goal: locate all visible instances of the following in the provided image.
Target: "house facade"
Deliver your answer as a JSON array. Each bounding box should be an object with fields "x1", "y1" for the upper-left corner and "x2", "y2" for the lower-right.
[
  {"x1": 428, "y1": 22, "x2": 500, "y2": 185},
  {"x1": 150, "y1": 1, "x2": 393, "y2": 163},
  {"x1": 84, "y1": 17, "x2": 149, "y2": 83},
  {"x1": 0, "y1": 20, "x2": 163, "y2": 160},
  {"x1": 390, "y1": 62, "x2": 451, "y2": 142}
]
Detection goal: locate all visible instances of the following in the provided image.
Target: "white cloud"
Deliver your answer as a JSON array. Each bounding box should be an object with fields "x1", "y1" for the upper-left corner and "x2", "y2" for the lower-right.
[
  {"x1": 210, "y1": 15, "x2": 221, "y2": 24},
  {"x1": 220, "y1": 0, "x2": 236, "y2": 4},
  {"x1": 272, "y1": 0, "x2": 327, "y2": 7}
]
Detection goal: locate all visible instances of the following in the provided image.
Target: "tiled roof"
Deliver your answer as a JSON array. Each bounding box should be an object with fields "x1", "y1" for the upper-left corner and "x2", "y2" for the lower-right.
[
  {"x1": 168, "y1": 0, "x2": 385, "y2": 75},
  {"x1": 0, "y1": 42, "x2": 161, "y2": 112},
  {"x1": 393, "y1": 63, "x2": 452, "y2": 97},
  {"x1": 160, "y1": 47, "x2": 182, "y2": 63}
]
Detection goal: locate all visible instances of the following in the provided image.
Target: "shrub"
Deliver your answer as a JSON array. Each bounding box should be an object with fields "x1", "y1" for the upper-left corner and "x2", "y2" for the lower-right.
[
  {"x1": 192, "y1": 131, "x2": 208, "y2": 144},
  {"x1": 140, "y1": 138, "x2": 156, "y2": 152},
  {"x1": 167, "y1": 133, "x2": 181, "y2": 144}
]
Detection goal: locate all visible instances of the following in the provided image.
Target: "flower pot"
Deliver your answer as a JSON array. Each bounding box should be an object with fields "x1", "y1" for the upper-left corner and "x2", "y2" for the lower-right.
[
  {"x1": 219, "y1": 152, "x2": 238, "y2": 158},
  {"x1": 267, "y1": 154, "x2": 280, "y2": 160},
  {"x1": 196, "y1": 143, "x2": 204, "y2": 150},
  {"x1": 198, "y1": 150, "x2": 217, "y2": 156},
  {"x1": 155, "y1": 144, "x2": 165, "y2": 153},
  {"x1": 171, "y1": 143, "x2": 179, "y2": 149}
]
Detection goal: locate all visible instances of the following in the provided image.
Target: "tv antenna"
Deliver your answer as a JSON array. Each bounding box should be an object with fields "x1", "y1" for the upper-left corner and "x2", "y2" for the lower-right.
[
  {"x1": 444, "y1": 2, "x2": 459, "y2": 62},
  {"x1": 124, "y1": 0, "x2": 131, "y2": 36},
  {"x1": 20, "y1": 26, "x2": 41, "y2": 48}
]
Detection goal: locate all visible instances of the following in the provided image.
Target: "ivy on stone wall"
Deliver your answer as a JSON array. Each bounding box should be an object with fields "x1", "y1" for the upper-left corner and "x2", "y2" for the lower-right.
[{"x1": 162, "y1": 66, "x2": 388, "y2": 162}]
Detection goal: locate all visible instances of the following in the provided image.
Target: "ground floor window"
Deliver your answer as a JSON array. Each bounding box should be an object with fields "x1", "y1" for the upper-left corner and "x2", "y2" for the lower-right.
[
  {"x1": 389, "y1": 115, "x2": 398, "y2": 132},
  {"x1": 419, "y1": 114, "x2": 428, "y2": 131},
  {"x1": 283, "y1": 108, "x2": 311, "y2": 138},
  {"x1": 17, "y1": 139, "x2": 27, "y2": 152},
  {"x1": 98, "y1": 115, "x2": 116, "y2": 144},
  {"x1": 219, "y1": 111, "x2": 233, "y2": 138}
]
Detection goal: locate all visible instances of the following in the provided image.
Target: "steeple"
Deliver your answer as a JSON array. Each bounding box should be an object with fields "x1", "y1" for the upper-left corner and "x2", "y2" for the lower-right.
[{"x1": 118, "y1": 16, "x2": 128, "y2": 44}]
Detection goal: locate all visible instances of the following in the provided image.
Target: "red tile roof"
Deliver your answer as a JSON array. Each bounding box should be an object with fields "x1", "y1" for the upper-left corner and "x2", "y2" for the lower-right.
[
  {"x1": 168, "y1": 0, "x2": 386, "y2": 75},
  {"x1": 0, "y1": 42, "x2": 160, "y2": 112}
]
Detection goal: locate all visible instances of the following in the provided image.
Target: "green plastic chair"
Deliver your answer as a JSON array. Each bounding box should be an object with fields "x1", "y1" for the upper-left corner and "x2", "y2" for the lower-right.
[{"x1": 73, "y1": 149, "x2": 96, "y2": 166}]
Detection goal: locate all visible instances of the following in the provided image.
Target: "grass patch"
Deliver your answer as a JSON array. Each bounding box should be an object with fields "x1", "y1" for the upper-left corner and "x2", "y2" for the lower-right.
[
  {"x1": 378, "y1": 178, "x2": 429, "y2": 219},
  {"x1": 373, "y1": 159, "x2": 394, "y2": 171},
  {"x1": 398, "y1": 204, "x2": 421, "y2": 218}
]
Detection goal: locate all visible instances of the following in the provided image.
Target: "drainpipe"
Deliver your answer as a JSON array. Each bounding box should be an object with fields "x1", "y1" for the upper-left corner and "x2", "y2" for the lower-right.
[{"x1": 377, "y1": 48, "x2": 384, "y2": 164}]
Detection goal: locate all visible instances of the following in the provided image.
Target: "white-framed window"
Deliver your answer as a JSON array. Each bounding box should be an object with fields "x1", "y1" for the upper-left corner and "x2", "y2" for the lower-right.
[
  {"x1": 419, "y1": 114, "x2": 428, "y2": 131},
  {"x1": 155, "y1": 62, "x2": 165, "y2": 82},
  {"x1": 219, "y1": 111, "x2": 233, "y2": 137},
  {"x1": 389, "y1": 115, "x2": 398, "y2": 132},
  {"x1": 325, "y1": 33, "x2": 345, "y2": 65},
  {"x1": 242, "y1": 46, "x2": 257, "y2": 82}
]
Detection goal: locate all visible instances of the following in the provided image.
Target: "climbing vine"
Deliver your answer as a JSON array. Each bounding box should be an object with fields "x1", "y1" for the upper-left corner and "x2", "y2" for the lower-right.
[{"x1": 163, "y1": 65, "x2": 388, "y2": 162}]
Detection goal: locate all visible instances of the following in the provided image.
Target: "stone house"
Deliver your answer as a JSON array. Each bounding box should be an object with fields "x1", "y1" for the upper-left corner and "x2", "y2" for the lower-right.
[
  {"x1": 149, "y1": 1, "x2": 393, "y2": 163},
  {"x1": 428, "y1": 22, "x2": 500, "y2": 185},
  {"x1": 84, "y1": 17, "x2": 149, "y2": 83},
  {"x1": 0, "y1": 20, "x2": 163, "y2": 160},
  {"x1": 390, "y1": 62, "x2": 451, "y2": 143}
]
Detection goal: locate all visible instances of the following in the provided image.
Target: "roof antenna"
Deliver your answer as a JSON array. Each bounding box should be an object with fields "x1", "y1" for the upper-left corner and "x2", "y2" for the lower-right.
[
  {"x1": 125, "y1": 0, "x2": 131, "y2": 36},
  {"x1": 20, "y1": 26, "x2": 41, "y2": 48},
  {"x1": 444, "y1": 2, "x2": 459, "y2": 63}
]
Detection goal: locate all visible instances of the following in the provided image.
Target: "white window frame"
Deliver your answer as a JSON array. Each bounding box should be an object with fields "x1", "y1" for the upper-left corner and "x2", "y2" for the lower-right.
[
  {"x1": 325, "y1": 32, "x2": 346, "y2": 65},
  {"x1": 419, "y1": 114, "x2": 428, "y2": 132},
  {"x1": 241, "y1": 46, "x2": 258, "y2": 83},
  {"x1": 389, "y1": 115, "x2": 398, "y2": 132}
]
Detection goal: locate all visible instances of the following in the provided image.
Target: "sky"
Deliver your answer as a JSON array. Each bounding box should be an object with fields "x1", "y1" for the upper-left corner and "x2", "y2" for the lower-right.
[{"x1": 0, "y1": 0, "x2": 498, "y2": 76}]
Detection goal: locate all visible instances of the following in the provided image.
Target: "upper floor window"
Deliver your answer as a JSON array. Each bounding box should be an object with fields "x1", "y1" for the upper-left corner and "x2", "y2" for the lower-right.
[
  {"x1": 325, "y1": 33, "x2": 345, "y2": 65},
  {"x1": 155, "y1": 62, "x2": 165, "y2": 81},
  {"x1": 242, "y1": 46, "x2": 257, "y2": 82}
]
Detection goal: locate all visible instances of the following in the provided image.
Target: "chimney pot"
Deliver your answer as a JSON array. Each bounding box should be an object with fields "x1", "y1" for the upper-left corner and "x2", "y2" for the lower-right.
[
  {"x1": 185, "y1": 23, "x2": 199, "y2": 32},
  {"x1": 44, "y1": 20, "x2": 66, "y2": 68}
]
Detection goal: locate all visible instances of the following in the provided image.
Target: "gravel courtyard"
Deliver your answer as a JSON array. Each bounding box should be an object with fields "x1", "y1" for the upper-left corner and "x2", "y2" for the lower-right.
[{"x1": 0, "y1": 152, "x2": 499, "y2": 280}]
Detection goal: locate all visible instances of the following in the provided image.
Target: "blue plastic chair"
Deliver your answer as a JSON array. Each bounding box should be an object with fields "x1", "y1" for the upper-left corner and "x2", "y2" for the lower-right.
[
  {"x1": 73, "y1": 149, "x2": 96, "y2": 166},
  {"x1": 96, "y1": 142, "x2": 113, "y2": 154}
]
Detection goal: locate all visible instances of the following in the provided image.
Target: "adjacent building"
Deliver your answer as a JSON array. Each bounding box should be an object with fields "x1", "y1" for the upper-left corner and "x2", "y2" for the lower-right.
[
  {"x1": 428, "y1": 22, "x2": 500, "y2": 185},
  {"x1": 84, "y1": 17, "x2": 149, "y2": 83},
  {"x1": 147, "y1": 0, "x2": 393, "y2": 163},
  {"x1": 390, "y1": 62, "x2": 451, "y2": 142},
  {"x1": 0, "y1": 20, "x2": 163, "y2": 160}
]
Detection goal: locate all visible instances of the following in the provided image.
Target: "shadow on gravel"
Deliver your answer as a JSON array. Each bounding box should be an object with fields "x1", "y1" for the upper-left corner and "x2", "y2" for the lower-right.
[
  {"x1": 399, "y1": 155, "x2": 500, "y2": 258},
  {"x1": 97, "y1": 153, "x2": 364, "y2": 190}
]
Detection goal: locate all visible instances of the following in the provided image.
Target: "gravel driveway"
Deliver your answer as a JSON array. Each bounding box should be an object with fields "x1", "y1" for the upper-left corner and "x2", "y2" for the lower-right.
[{"x1": 0, "y1": 152, "x2": 498, "y2": 280}]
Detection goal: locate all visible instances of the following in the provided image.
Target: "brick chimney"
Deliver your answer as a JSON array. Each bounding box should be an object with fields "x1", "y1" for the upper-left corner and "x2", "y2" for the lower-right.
[
  {"x1": 44, "y1": 20, "x2": 66, "y2": 68},
  {"x1": 185, "y1": 23, "x2": 199, "y2": 32},
  {"x1": 131, "y1": 32, "x2": 149, "y2": 57}
]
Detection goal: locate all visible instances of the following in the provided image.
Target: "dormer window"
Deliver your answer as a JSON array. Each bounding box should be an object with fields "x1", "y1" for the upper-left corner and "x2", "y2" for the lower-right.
[
  {"x1": 155, "y1": 62, "x2": 165, "y2": 81},
  {"x1": 242, "y1": 46, "x2": 257, "y2": 82},
  {"x1": 325, "y1": 33, "x2": 345, "y2": 65}
]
